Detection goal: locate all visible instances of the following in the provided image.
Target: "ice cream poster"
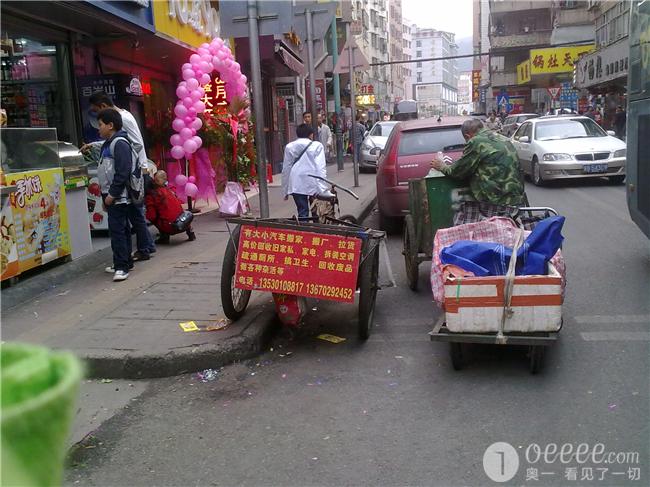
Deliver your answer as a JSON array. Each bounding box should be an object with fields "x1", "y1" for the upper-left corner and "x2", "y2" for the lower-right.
[{"x1": 7, "y1": 168, "x2": 71, "y2": 273}]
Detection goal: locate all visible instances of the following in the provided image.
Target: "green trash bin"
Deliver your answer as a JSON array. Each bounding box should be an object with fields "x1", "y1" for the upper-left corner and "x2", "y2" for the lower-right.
[
  {"x1": 1, "y1": 343, "x2": 83, "y2": 487},
  {"x1": 425, "y1": 170, "x2": 473, "y2": 235}
]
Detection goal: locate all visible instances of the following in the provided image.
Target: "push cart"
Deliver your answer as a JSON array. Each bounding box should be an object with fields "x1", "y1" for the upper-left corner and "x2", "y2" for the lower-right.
[
  {"x1": 428, "y1": 206, "x2": 563, "y2": 374},
  {"x1": 221, "y1": 217, "x2": 386, "y2": 339}
]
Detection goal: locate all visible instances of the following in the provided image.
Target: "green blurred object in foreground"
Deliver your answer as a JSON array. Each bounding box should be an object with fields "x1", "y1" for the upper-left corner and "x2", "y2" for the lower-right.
[{"x1": 1, "y1": 343, "x2": 82, "y2": 487}]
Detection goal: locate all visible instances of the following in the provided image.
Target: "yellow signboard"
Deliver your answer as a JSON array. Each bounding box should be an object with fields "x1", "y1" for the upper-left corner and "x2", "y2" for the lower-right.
[
  {"x1": 152, "y1": 0, "x2": 220, "y2": 48},
  {"x1": 356, "y1": 94, "x2": 376, "y2": 106},
  {"x1": 517, "y1": 60, "x2": 531, "y2": 84},
  {"x1": 529, "y1": 45, "x2": 595, "y2": 74},
  {"x1": 3, "y1": 168, "x2": 71, "y2": 277}
]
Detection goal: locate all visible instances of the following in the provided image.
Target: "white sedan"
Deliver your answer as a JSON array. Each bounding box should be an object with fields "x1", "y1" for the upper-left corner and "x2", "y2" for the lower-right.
[
  {"x1": 359, "y1": 121, "x2": 398, "y2": 172},
  {"x1": 511, "y1": 116, "x2": 626, "y2": 185}
]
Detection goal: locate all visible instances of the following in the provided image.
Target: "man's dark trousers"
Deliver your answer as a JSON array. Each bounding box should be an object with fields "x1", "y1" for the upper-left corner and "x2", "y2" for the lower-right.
[
  {"x1": 292, "y1": 194, "x2": 310, "y2": 219},
  {"x1": 128, "y1": 202, "x2": 154, "y2": 254},
  {"x1": 107, "y1": 203, "x2": 133, "y2": 272}
]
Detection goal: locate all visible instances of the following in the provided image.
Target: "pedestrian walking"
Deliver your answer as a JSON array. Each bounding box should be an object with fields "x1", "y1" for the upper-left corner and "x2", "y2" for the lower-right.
[
  {"x1": 95, "y1": 108, "x2": 139, "y2": 281},
  {"x1": 281, "y1": 124, "x2": 329, "y2": 220},
  {"x1": 614, "y1": 106, "x2": 626, "y2": 139},
  {"x1": 145, "y1": 170, "x2": 196, "y2": 244},
  {"x1": 353, "y1": 115, "x2": 366, "y2": 163},
  {"x1": 317, "y1": 113, "x2": 333, "y2": 164},
  {"x1": 83, "y1": 92, "x2": 155, "y2": 261},
  {"x1": 484, "y1": 112, "x2": 503, "y2": 132}
]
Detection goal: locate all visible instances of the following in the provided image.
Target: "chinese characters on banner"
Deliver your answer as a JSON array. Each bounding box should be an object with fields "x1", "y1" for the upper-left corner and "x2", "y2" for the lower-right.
[
  {"x1": 517, "y1": 60, "x2": 531, "y2": 85},
  {"x1": 529, "y1": 45, "x2": 595, "y2": 75},
  {"x1": 471, "y1": 70, "x2": 481, "y2": 102},
  {"x1": 305, "y1": 78, "x2": 327, "y2": 113},
  {"x1": 202, "y1": 73, "x2": 228, "y2": 117},
  {"x1": 234, "y1": 225, "x2": 362, "y2": 303}
]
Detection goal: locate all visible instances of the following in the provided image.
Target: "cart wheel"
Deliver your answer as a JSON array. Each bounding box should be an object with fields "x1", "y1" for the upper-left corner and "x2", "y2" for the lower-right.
[
  {"x1": 528, "y1": 346, "x2": 545, "y2": 374},
  {"x1": 358, "y1": 244, "x2": 379, "y2": 340},
  {"x1": 450, "y1": 343, "x2": 463, "y2": 370},
  {"x1": 403, "y1": 214, "x2": 419, "y2": 291},
  {"x1": 220, "y1": 225, "x2": 252, "y2": 321}
]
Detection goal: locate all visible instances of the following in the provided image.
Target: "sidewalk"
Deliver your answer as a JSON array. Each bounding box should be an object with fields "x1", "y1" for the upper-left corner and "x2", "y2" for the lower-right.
[{"x1": 1, "y1": 162, "x2": 377, "y2": 379}]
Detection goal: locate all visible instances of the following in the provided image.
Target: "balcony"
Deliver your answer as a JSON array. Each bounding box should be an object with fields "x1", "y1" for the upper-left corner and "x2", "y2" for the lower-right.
[
  {"x1": 489, "y1": 30, "x2": 552, "y2": 50},
  {"x1": 553, "y1": 7, "x2": 594, "y2": 26},
  {"x1": 489, "y1": 0, "x2": 552, "y2": 14},
  {"x1": 490, "y1": 71, "x2": 518, "y2": 87}
]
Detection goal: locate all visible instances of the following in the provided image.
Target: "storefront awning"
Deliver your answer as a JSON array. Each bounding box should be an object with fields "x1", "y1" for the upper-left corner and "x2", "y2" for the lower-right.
[{"x1": 275, "y1": 42, "x2": 305, "y2": 76}]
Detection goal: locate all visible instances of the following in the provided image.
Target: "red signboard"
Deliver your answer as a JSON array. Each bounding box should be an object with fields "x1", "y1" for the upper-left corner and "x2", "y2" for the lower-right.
[
  {"x1": 234, "y1": 225, "x2": 362, "y2": 302},
  {"x1": 471, "y1": 70, "x2": 481, "y2": 102},
  {"x1": 202, "y1": 73, "x2": 228, "y2": 117},
  {"x1": 305, "y1": 78, "x2": 327, "y2": 114}
]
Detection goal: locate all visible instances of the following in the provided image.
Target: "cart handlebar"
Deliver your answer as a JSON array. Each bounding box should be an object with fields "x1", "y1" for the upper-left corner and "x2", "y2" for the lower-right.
[{"x1": 307, "y1": 175, "x2": 360, "y2": 200}]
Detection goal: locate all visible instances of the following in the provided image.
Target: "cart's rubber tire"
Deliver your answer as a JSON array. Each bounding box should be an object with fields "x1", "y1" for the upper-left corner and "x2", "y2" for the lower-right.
[
  {"x1": 221, "y1": 225, "x2": 252, "y2": 321},
  {"x1": 450, "y1": 343, "x2": 463, "y2": 371},
  {"x1": 403, "y1": 214, "x2": 419, "y2": 291},
  {"x1": 528, "y1": 345, "x2": 545, "y2": 374},
  {"x1": 358, "y1": 243, "x2": 379, "y2": 340}
]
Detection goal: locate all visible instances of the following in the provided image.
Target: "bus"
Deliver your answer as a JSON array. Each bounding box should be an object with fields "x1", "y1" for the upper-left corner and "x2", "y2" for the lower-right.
[{"x1": 627, "y1": 0, "x2": 650, "y2": 237}]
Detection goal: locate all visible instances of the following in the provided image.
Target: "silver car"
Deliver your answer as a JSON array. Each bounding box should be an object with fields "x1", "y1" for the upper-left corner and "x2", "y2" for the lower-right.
[
  {"x1": 511, "y1": 116, "x2": 626, "y2": 185},
  {"x1": 359, "y1": 121, "x2": 398, "y2": 172},
  {"x1": 500, "y1": 113, "x2": 539, "y2": 137}
]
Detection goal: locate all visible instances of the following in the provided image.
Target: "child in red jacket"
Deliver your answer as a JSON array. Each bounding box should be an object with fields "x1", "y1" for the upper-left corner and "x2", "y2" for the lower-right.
[{"x1": 145, "y1": 170, "x2": 196, "y2": 244}]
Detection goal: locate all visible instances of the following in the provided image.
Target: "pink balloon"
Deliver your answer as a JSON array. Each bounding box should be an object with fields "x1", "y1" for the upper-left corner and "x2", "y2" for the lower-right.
[
  {"x1": 191, "y1": 118, "x2": 203, "y2": 130},
  {"x1": 183, "y1": 97, "x2": 194, "y2": 108},
  {"x1": 190, "y1": 88, "x2": 204, "y2": 101},
  {"x1": 193, "y1": 101, "x2": 206, "y2": 113},
  {"x1": 182, "y1": 69, "x2": 195, "y2": 81},
  {"x1": 171, "y1": 146, "x2": 185, "y2": 160},
  {"x1": 180, "y1": 128, "x2": 193, "y2": 140},
  {"x1": 182, "y1": 63, "x2": 192, "y2": 71},
  {"x1": 187, "y1": 78, "x2": 199, "y2": 91},
  {"x1": 175, "y1": 174, "x2": 188, "y2": 187},
  {"x1": 170, "y1": 134, "x2": 182, "y2": 146},
  {"x1": 190, "y1": 54, "x2": 201, "y2": 64},
  {"x1": 188, "y1": 175, "x2": 196, "y2": 183},
  {"x1": 184, "y1": 182, "x2": 199, "y2": 198},
  {"x1": 192, "y1": 136, "x2": 202, "y2": 148},
  {"x1": 191, "y1": 128, "x2": 197, "y2": 136},
  {"x1": 187, "y1": 107, "x2": 197, "y2": 118},
  {"x1": 212, "y1": 38, "x2": 224, "y2": 48},
  {"x1": 176, "y1": 85, "x2": 189, "y2": 99},
  {"x1": 197, "y1": 47, "x2": 210, "y2": 56},
  {"x1": 183, "y1": 139, "x2": 198, "y2": 153},
  {"x1": 174, "y1": 104, "x2": 188, "y2": 118},
  {"x1": 201, "y1": 42, "x2": 211, "y2": 50},
  {"x1": 212, "y1": 56, "x2": 221, "y2": 66},
  {"x1": 200, "y1": 73, "x2": 211, "y2": 85},
  {"x1": 194, "y1": 70, "x2": 204, "y2": 80},
  {"x1": 240, "y1": 75, "x2": 247, "y2": 84},
  {"x1": 172, "y1": 118, "x2": 185, "y2": 132},
  {"x1": 201, "y1": 54, "x2": 212, "y2": 63},
  {"x1": 184, "y1": 115, "x2": 194, "y2": 124}
]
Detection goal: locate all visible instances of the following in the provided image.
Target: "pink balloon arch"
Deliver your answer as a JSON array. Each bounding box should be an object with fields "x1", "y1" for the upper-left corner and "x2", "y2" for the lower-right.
[{"x1": 169, "y1": 37, "x2": 249, "y2": 160}]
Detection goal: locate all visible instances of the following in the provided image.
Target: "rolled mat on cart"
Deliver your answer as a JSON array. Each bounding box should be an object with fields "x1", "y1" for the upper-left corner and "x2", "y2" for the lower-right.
[{"x1": 1, "y1": 342, "x2": 83, "y2": 487}]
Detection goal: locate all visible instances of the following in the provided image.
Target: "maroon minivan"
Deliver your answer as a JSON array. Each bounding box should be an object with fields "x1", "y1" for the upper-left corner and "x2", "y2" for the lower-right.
[{"x1": 376, "y1": 117, "x2": 471, "y2": 232}]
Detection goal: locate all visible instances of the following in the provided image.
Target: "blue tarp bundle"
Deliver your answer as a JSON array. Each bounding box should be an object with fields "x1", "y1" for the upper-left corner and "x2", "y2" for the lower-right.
[{"x1": 440, "y1": 216, "x2": 565, "y2": 277}]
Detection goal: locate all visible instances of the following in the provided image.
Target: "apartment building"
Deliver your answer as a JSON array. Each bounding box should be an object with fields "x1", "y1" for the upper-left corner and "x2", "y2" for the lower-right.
[
  {"x1": 409, "y1": 28, "x2": 460, "y2": 116},
  {"x1": 402, "y1": 20, "x2": 414, "y2": 100},
  {"x1": 473, "y1": 0, "x2": 492, "y2": 112},
  {"x1": 388, "y1": 0, "x2": 406, "y2": 105}
]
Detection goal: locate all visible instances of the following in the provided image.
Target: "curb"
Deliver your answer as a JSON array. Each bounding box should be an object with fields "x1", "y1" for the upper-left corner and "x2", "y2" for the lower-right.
[{"x1": 80, "y1": 193, "x2": 378, "y2": 380}]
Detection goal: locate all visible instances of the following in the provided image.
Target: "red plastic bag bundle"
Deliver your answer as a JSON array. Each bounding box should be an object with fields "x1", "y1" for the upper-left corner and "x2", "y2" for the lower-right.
[{"x1": 272, "y1": 293, "x2": 307, "y2": 328}]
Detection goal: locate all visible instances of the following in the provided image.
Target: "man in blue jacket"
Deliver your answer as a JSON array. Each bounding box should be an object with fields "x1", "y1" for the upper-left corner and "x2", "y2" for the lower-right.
[{"x1": 96, "y1": 108, "x2": 135, "y2": 281}]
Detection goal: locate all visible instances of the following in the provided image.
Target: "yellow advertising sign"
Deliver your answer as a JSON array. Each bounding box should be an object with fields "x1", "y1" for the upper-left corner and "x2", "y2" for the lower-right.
[
  {"x1": 152, "y1": 0, "x2": 220, "y2": 48},
  {"x1": 517, "y1": 60, "x2": 531, "y2": 84},
  {"x1": 529, "y1": 45, "x2": 595, "y2": 74},
  {"x1": 4, "y1": 168, "x2": 71, "y2": 276},
  {"x1": 356, "y1": 94, "x2": 376, "y2": 106}
]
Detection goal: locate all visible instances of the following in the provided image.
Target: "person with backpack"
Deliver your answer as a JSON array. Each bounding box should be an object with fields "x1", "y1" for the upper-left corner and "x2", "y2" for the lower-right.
[
  {"x1": 281, "y1": 124, "x2": 329, "y2": 219},
  {"x1": 96, "y1": 108, "x2": 141, "y2": 281}
]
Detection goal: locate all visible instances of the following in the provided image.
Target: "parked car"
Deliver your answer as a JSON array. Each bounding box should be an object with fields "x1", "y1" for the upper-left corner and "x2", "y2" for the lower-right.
[
  {"x1": 511, "y1": 116, "x2": 626, "y2": 186},
  {"x1": 376, "y1": 117, "x2": 470, "y2": 232},
  {"x1": 359, "y1": 121, "x2": 398, "y2": 172},
  {"x1": 500, "y1": 113, "x2": 539, "y2": 137}
]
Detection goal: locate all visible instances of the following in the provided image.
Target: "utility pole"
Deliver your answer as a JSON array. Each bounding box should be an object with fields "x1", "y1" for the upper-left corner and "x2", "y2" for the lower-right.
[
  {"x1": 347, "y1": 21, "x2": 359, "y2": 188},
  {"x1": 247, "y1": 0, "x2": 269, "y2": 218},
  {"x1": 329, "y1": 16, "x2": 344, "y2": 171}
]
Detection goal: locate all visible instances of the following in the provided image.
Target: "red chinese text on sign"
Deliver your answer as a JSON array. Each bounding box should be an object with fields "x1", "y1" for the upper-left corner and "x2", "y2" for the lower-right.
[
  {"x1": 202, "y1": 74, "x2": 228, "y2": 117},
  {"x1": 234, "y1": 225, "x2": 362, "y2": 303}
]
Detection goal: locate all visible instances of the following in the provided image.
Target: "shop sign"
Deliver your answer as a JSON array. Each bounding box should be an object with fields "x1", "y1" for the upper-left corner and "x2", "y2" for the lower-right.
[
  {"x1": 529, "y1": 45, "x2": 594, "y2": 75},
  {"x1": 86, "y1": 0, "x2": 154, "y2": 31},
  {"x1": 517, "y1": 60, "x2": 531, "y2": 85},
  {"x1": 4, "y1": 168, "x2": 71, "y2": 276},
  {"x1": 471, "y1": 70, "x2": 480, "y2": 102},
  {"x1": 559, "y1": 81, "x2": 578, "y2": 110},
  {"x1": 202, "y1": 73, "x2": 228, "y2": 117},
  {"x1": 356, "y1": 94, "x2": 376, "y2": 106},
  {"x1": 306, "y1": 79, "x2": 327, "y2": 113},
  {"x1": 234, "y1": 225, "x2": 362, "y2": 303},
  {"x1": 359, "y1": 84, "x2": 374, "y2": 95},
  {"x1": 575, "y1": 40, "x2": 629, "y2": 88},
  {"x1": 153, "y1": 0, "x2": 220, "y2": 48}
]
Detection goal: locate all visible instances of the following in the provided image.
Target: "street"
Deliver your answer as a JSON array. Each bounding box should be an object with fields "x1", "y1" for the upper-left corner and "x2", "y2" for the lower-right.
[{"x1": 65, "y1": 180, "x2": 649, "y2": 486}]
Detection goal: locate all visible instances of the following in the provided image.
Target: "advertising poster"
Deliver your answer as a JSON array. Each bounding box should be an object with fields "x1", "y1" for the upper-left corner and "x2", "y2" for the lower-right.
[
  {"x1": 6, "y1": 168, "x2": 71, "y2": 274},
  {"x1": 234, "y1": 225, "x2": 362, "y2": 303},
  {"x1": 0, "y1": 194, "x2": 19, "y2": 280}
]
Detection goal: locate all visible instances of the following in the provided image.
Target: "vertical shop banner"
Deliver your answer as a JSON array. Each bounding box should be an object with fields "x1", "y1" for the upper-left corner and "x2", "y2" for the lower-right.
[
  {"x1": 529, "y1": 45, "x2": 595, "y2": 75},
  {"x1": 202, "y1": 73, "x2": 229, "y2": 118},
  {"x1": 234, "y1": 225, "x2": 362, "y2": 302},
  {"x1": 471, "y1": 70, "x2": 481, "y2": 102},
  {"x1": 5, "y1": 168, "x2": 71, "y2": 275},
  {"x1": 305, "y1": 79, "x2": 327, "y2": 113},
  {"x1": 517, "y1": 60, "x2": 531, "y2": 85}
]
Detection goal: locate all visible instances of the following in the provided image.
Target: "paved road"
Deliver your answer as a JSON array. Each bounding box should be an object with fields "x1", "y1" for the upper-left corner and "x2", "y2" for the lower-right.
[{"x1": 65, "y1": 180, "x2": 649, "y2": 486}]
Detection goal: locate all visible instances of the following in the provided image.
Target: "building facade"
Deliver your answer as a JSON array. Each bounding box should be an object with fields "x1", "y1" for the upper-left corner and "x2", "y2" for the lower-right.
[
  {"x1": 402, "y1": 20, "x2": 414, "y2": 101},
  {"x1": 388, "y1": 0, "x2": 406, "y2": 106},
  {"x1": 409, "y1": 28, "x2": 459, "y2": 116},
  {"x1": 458, "y1": 71, "x2": 473, "y2": 114}
]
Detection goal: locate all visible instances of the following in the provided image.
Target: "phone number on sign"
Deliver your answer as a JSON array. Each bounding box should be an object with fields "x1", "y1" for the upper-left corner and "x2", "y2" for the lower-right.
[{"x1": 256, "y1": 278, "x2": 354, "y2": 300}]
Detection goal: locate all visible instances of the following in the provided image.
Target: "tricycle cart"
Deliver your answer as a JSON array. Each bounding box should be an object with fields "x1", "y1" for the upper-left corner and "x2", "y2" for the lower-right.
[{"x1": 221, "y1": 217, "x2": 385, "y2": 339}]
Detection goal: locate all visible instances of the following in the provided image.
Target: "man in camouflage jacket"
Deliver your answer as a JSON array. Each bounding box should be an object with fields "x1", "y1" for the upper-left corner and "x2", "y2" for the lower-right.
[{"x1": 431, "y1": 119, "x2": 524, "y2": 207}]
